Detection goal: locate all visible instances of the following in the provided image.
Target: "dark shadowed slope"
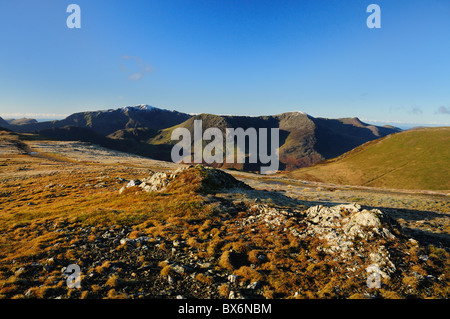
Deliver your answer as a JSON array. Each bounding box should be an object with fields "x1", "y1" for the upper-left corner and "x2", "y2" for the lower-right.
[
  {"x1": 147, "y1": 111, "x2": 401, "y2": 171},
  {"x1": 6, "y1": 105, "x2": 192, "y2": 136},
  {"x1": 3, "y1": 106, "x2": 401, "y2": 171}
]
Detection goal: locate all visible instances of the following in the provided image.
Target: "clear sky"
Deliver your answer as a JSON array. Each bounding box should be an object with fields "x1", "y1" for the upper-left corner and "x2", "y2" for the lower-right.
[{"x1": 0, "y1": 0, "x2": 449, "y2": 125}]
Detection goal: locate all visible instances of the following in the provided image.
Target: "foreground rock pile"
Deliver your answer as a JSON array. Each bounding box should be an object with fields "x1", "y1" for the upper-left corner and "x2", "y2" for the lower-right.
[
  {"x1": 120, "y1": 165, "x2": 251, "y2": 195},
  {"x1": 240, "y1": 203, "x2": 403, "y2": 282},
  {"x1": 303, "y1": 204, "x2": 401, "y2": 279},
  {"x1": 120, "y1": 169, "x2": 183, "y2": 193}
]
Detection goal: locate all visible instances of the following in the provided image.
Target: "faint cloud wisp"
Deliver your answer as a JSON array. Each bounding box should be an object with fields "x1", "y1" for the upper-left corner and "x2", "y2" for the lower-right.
[
  {"x1": 436, "y1": 106, "x2": 450, "y2": 115},
  {"x1": 0, "y1": 112, "x2": 69, "y2": 120},
  {"x1": 120, "y1": 55, "x2": 153, "y2": 81},
  {"x1": 410, "y1": 106, "x2": 423, "y2": 115},
  {"x1": 389, "y1": 105, "x2": 423, "y2": 115},
  {"x1": 359, "y1": 92, "x2": 368, "y2": 100}
]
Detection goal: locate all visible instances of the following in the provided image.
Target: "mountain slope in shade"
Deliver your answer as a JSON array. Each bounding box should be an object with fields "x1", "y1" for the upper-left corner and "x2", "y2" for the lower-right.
[
  {"x1": 146, "y1": 112, "x2": 401, "y2": 171},
  {"x1": 6, "y1": 105, "x2": 192, "y2": 136},
  {"x1": 0, "y1": 116, "x2": 10, "y2": 128},
  {"x1": 37, "y1": 126, "x2": 173, "y2": 162},
  {"x1": 287, "y1": 127, "x2": 450, "y2": 191},
  {"x1": 3, "y1": 105, "x2": 401, "y2": 172}
]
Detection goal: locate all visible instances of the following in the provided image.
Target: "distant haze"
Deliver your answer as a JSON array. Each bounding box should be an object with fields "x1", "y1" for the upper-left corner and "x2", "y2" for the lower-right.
[{"x1": 365, "y1": 121, "x2": 448, "y2": 130}]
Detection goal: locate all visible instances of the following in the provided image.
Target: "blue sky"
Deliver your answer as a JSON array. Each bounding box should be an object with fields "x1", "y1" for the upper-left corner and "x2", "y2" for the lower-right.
[{"x1": 0, "y1": 0, "x2": 449, "y2": 125}]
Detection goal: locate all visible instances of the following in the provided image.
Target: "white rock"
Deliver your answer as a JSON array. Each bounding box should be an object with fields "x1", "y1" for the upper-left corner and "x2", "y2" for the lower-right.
[{"x1": 228, "y1": 274, "x2": 238, "y2": 283}]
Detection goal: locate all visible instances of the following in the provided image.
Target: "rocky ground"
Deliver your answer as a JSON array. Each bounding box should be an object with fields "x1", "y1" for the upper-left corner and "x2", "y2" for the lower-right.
[
  {"x1": 234, "y1": 173, "x2": 450, "y2": 250},
  {"x1": 0, "y1": 134, "x2": 448, "y2": 299}
]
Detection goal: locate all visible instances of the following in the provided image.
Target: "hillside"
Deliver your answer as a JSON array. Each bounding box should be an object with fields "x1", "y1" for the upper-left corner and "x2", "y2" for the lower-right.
[
  {"x1": 37, "y1": 126, "x2": 173, "y2": 162},
  {"x1": 0, "y1": 116, "x2": 10, "y2": 128},
  {"x1": 146, "y1": 112, "x2": 401, "y2": 171},
  {"x1": 287, "y1": 127, "x2": 450, "y2": 191},
  {"x1": 2, "y1": 106, "x2": 401, "y2": 172},
  {"x1": 5, "y1": 105, "x2": 192, "y2": 136},
  {"x1": 6, "y1": 118, "x2": 38, "y2": 125}
]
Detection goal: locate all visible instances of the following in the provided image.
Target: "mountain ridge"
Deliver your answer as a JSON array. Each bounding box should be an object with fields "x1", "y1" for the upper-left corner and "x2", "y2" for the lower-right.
[
  {"x1": 2, "y1": 105, "x2": 401, "y2": 171},
  {"x1": 4, "y1": 105, "x2": 192, "y2": 136},
  {"x1": 145, "y1": 110, "x2": 401, "y2": 171}
]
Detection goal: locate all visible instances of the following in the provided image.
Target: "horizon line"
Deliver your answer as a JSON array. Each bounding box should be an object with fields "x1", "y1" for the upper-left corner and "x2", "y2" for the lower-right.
[{"x1": 1, "y1": 110, "x2": 449, "y2": 127}]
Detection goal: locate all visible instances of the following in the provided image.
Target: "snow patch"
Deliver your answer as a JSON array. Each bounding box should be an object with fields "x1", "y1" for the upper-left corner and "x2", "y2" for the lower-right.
[{"x1": 121, "y1": 104, "x2": 159, "y2": 112}]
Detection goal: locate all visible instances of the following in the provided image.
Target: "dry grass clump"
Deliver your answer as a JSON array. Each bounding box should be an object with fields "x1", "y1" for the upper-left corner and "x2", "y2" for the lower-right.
[
  {"x1": 206, "y1": 239, "x2": 224, "y2": 257},
  {"x1": 164, "y1": 168, "x2": 205, "y2": 194},
  {"x1": 186, "y1": 237, "x2": 201, "y2": 248},
  {"x1": 105, "y1": 275, "x2": 136, "y2": 289},
  {"x1": 94, "y1": 261, "x2": 112, "y2": 274},
  {"x1": 218, "y1": 283, "x2": 230, "y2": 298},
  {"x1": 160, "y1": 265, "x2": 174, "y2": 277},
  {"x1": 233, "y1": 266, "x2": 263, "y2": 284},
  {"x1": 128, "y1": 230, "x2": 143, "y2": 239},
  {"x1": 195, "y1": 273, "x2": 214, "y2": 285},
  {"x1": 218, "y1": 250, "x2": 248, "y2": 271},
  {"x1": 106, "y1": 289, "x2": 128, "y2": 299},
  {"x1": 248, "y1": 250, "x2": 265, "y2": 264}
]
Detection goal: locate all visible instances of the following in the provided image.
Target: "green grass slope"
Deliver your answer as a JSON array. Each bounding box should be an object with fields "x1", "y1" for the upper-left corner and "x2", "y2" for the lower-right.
[{"x1": 288, "y1": 127, "x2": 450, "y2": 191}]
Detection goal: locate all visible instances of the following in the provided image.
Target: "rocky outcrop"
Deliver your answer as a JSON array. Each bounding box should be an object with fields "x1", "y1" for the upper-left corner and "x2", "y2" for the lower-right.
[
  {"x1": 303, "y1": 203, "x2": 400, "y2": 243},
  {"x1": 243, "y1": 202, "x2": 403, "y2": 280},
  {"x1": 120, "y1": 168, "x2": 184, "y2": 194},
  {"x1": 120, "y1": 165, "x2": 251, "y2": 195},
  {"x1": 301, "y1": 203, "x2": 401, "y2": 279}
]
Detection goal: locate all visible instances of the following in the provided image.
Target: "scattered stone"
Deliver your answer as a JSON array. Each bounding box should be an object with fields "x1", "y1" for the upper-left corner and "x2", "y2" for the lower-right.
[
  {"x1": 170, "y1": 263, "x2": 194, "y2": 275},
  {"x1": 246, "y1": 281, "x2": 261, "y2": 290},
  {"x1": 94, "y1": 182, "x2": 106, "y2": 188},
  {"x1": 14, "y1": 267, "x2": 25, "y2": 276},
  {"x1": 126, "y1": 179, "x2": 141, "y2": 188},
  {"x1": 198, "y1": 262, "x2": 212, "y2": 269},
  {"x1": 120, "y1": 238, "x2": 134, "y2": 246},
  {"x1": 228, "y1": 274, "x2": 238, "y2": 283}
]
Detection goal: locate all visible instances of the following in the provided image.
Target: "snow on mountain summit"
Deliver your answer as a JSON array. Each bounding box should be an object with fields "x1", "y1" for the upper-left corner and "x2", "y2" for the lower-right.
[{"x1": 121, "y1": 104, "x2": 159, "y2": 112}]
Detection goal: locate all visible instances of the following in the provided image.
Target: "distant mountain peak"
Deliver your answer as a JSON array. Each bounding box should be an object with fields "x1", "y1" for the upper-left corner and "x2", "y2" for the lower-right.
[
  {"x1": 121, "y1": 104, "x2": 160, "y2": 112},
  {"x1": 275, "y1": 111, "x2": 308, "y2": 117}
]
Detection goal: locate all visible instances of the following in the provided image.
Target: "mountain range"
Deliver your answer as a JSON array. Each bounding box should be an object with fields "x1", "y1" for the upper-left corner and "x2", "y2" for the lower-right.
[
  {"x1": 2, "y1": 105, "x2": 191, "y2": 136},
  {"x1": 0, "y1": 104, "x2": 401, "y2": 171}
]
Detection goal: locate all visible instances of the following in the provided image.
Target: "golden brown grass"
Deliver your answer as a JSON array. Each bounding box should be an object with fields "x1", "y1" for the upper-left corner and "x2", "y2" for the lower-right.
[
  {"x1": 195, "y1": 273, "x2": 214, "y2": 285},
  {"x1": 0, "y1": 135, "x2": 449, "y2": 299}
]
